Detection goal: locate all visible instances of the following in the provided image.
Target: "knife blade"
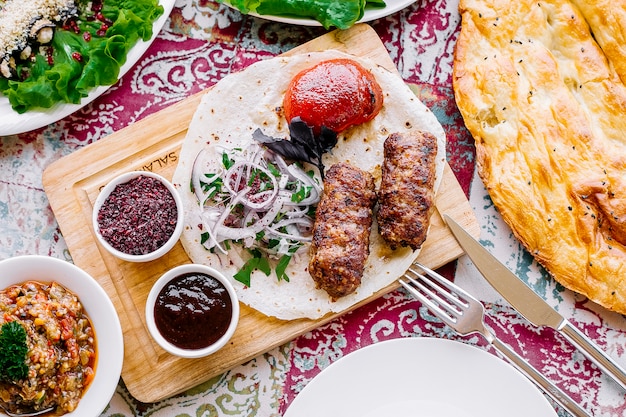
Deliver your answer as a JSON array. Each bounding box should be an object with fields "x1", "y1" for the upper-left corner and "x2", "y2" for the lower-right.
[{"x1": 443, "y1": 214, "x2": 626, "y2": 391}]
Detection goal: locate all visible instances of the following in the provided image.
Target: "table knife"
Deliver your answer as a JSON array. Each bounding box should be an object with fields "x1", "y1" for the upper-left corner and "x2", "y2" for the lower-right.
[{"x1": 443, "y1": 214, "x2": 626, "y2": 391}]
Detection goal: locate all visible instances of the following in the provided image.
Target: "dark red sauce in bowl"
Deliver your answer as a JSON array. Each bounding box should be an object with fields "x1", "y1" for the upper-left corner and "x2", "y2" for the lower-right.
[
  {"x1": 154, "y1": 272, "x2": 233, "y2": 350},
  {"x1": 97, "y1": 175, "x2": 177, "y2": 255},
  {"x1": 146, "y1": 264, "x2": 239, "y2": 358}
]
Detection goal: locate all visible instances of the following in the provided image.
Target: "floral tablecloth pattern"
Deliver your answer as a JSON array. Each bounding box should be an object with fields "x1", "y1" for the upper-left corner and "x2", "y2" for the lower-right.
[{"x1": 1, "y1": 0, "x2": 626, "y2": 415}]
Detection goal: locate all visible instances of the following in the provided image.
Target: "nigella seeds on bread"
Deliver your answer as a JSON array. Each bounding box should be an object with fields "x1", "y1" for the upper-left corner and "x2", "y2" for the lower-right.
[{"x1": 453, "y1": 0, "x2": 626, "y2": 313}]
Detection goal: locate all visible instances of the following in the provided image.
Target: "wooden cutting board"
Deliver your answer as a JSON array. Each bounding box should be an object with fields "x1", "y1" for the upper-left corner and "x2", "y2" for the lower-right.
[{"x1": 43, "y1": 23, "x2": 480, "y2": 403}]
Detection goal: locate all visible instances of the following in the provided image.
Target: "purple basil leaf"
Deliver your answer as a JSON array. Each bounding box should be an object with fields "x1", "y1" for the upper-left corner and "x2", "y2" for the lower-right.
[
  {"x1": 253, "y1": 128, "x2": 313, "y2": 163},
  {"x1": 289, "y1": 118, "x2": 320, "y2": 156},
  {"x1": 319, "y1": 126, "x2": 338, "y2": 152},
  {"x1": 252, "y1": 118, "x2": 339, "y2": 180},
  {"x1": 252, "y1": 128, "x2": 281, "y2": 145}
]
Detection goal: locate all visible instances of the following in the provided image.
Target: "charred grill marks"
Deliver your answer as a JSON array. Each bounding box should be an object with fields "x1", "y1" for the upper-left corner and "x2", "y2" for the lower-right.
[
  {"x1": 377, "y1": 131, "x2": 438, "y2": 251},
  {"x1": 308, "y1": 162, "x2": 376, "y2": 300}
]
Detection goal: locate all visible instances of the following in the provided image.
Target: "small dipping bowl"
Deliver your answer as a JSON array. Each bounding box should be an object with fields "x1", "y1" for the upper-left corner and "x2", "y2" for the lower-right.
[
  {"x1": 145, "y1": 264, "x2": 240, "y2": 358},
  {"x1": 92, "y1": 171, "x2": 184, "y2": 262}
]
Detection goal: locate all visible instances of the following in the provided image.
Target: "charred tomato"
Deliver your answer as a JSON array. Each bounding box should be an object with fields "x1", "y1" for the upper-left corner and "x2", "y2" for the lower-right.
[{"x1": 283, "y1": 58, "x2": 384, "y2": 135}]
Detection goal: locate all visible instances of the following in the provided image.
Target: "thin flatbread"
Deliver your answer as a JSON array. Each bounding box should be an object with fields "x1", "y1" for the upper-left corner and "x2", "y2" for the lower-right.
[{"x1": 172, "y1": 50, "x2": 446, "y2": 320}]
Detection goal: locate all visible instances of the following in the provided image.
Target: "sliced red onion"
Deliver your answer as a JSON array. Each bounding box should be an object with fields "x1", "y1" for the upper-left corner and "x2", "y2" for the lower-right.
[{"x1": 190, "y1": 142, "x2": 321, "y2": 257}]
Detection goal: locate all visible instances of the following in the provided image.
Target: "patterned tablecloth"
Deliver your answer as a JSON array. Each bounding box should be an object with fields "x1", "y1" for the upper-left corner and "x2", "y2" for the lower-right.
[{"x1": 2, "y1": 0, "x2": 626, "y2": 415}]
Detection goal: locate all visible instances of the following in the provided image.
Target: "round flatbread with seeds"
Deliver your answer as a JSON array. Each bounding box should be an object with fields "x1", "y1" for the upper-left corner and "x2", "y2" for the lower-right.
[{"x1": 453, "y1": 0, "x2": 626, "y2": 314}]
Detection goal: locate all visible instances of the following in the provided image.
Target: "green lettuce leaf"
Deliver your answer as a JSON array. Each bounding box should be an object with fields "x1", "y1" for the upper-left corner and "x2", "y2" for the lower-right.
[
  {"x1": 225, "y1": 0, "x2": 385, "y2": 30},
  {"x1": 77, "y1": 34, "x2": 127, "y2": 90}
]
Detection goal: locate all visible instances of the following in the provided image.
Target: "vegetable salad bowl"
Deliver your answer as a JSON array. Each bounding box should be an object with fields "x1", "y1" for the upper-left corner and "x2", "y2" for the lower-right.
[{"x1": 0, "y1": 255, "x2": 123, "y2": 417}]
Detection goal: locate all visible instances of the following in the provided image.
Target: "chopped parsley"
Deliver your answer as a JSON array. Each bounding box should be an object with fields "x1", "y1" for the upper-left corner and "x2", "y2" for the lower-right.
[{"x1": 234, "y1": 248, "x2": 271, "y2": 287}]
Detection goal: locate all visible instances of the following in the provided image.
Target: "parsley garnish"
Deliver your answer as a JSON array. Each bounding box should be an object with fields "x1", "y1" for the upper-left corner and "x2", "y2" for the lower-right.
[
  {"x1": 275, "y1": 254, "x2": 292, "y2": 282},
  {"x1": 222, "y1": 152, "x2": 236, "y2": 169},
  {"x1": 234, "y1": 249, "x2": 271, "y2": 287},
  {"x1": 201, "y1": 173, "x2": 223, "y2": 199},
  {"x1": 291, "y1": 185, "x2": 312, "y2": 203},
  {"x1": 0, "y1": 321, "x2": 29, "y2": 382},
  {"x1": 267, "y1": 162, "x2": 281, "y2": 178}
]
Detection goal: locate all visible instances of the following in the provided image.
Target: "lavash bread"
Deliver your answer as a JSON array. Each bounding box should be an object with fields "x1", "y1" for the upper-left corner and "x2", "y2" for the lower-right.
[
  {"x1": 172, "y1": 50, "x2": 446, "y2": 320},
  {"x1": 453, "y1": 0, "x2": 626, "y2": 314}
]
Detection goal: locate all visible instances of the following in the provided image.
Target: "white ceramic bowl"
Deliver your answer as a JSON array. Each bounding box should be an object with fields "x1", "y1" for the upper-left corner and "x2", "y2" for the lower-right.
[
  {"x1": 145, "y1": 264, "x2": 239, "y2": 358},
  {"x1": 92, "y1": 171, "x2": 184, "y2": 262},
  {"x1": 0, "y1": 255, "x2": 123, "y2": 417}
]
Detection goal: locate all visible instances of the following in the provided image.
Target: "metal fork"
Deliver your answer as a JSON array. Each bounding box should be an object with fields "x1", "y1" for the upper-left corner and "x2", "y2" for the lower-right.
[{"x1": 399, "y1": 263, "x2": 592, "y2": 417}]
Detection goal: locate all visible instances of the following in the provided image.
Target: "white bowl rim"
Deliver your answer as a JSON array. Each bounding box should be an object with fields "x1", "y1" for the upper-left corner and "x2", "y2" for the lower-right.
[
  {"x1": 92, "y1": 171, "x2": 184, "y2": 262},
  {"x1": 0, "y1": 255, "x2": 123, "y2": 417},
  {"x1": 145, "y1": 263, "x2": 240, "y2": 359}
]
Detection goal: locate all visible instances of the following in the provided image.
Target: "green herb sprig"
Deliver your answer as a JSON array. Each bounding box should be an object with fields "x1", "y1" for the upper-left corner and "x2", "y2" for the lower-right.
[
  {"x1": 234, "y1": 248, "x2": 271, "y2": 287},
  {"x1": 0, "y1": 321, "x2": 29, "y2": 382}
]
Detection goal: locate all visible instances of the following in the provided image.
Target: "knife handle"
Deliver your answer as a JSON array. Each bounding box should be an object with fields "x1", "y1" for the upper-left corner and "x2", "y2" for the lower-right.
[
  {"x1": 490, "y1": 337, "x2": 592, "y2": 417},
  {"x1": 560, "y1": 320, "x2": 626, "y2": 391}
]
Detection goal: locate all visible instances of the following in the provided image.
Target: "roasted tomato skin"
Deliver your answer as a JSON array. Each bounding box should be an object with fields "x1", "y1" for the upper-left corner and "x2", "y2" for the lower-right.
[{"x1": 283, "y1": 58, "x2": 384, "y2": 134}]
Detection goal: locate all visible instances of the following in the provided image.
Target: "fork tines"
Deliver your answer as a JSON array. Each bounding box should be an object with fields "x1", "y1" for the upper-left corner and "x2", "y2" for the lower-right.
[
  {"x1": 399, "y1": 265, "x2": 594, "y2": 417},
  {"x1": 399, "y1": 263, "x2": 470, "y2": 327}
]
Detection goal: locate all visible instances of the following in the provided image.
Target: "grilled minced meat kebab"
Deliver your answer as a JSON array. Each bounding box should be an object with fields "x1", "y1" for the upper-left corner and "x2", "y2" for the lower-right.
[
  {"x1": 308, "y1": 162, "x2": 376, "y2": 300},
  {"x1": 377, "y1": 130, "x2": 438, "y2": 250}
]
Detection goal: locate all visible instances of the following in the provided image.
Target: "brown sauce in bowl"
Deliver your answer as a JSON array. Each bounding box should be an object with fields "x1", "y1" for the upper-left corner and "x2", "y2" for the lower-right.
[{"x1": 153, "y1": 272, "x2": 233, "y2": 350}]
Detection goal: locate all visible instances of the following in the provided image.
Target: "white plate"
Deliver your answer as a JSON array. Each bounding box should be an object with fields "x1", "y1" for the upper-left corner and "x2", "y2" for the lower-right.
[
  {"x1": 284, "y1": 338, "x2": 558, "y2": 417},
  {"x1": 0, "y1": 255, "x2": 124, "y2": 417},
  {"x1": 0, "y1": 0, "x2": 175, "y2": 136},
  {"x1": 241, "y1": 0, "x2": 415, "y2": 26}
]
